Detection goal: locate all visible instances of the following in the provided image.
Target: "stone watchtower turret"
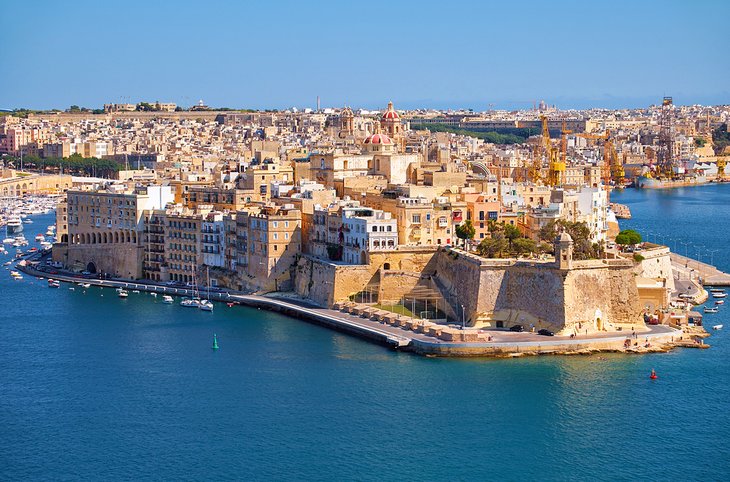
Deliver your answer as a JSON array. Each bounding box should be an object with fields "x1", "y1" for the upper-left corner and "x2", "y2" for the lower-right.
[{"x1": 554, "y1": 231, "x2": 574, "y2": 270}]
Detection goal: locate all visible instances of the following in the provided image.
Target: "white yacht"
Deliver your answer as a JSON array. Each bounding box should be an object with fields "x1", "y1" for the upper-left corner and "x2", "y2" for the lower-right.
[
  {"x1": 162, "y1": 295, "x2": 174, "y2": 304},
  {"x1": 180, "y1": 298, "x2": 201, "y2": 308},
  {"x1": 6, "y1": 216, "x2": 23, "y2": 236}
]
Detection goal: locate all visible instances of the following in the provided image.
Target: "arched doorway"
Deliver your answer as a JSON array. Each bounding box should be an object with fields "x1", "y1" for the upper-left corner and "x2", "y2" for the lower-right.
[{"x1": 86, "y1": 262, "x2": 97, "y2": 274}]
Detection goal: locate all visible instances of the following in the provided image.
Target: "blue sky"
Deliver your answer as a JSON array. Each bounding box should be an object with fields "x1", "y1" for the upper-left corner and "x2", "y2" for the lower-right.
[{"x1": 1, "y1": 0, "x2": 728, "y2": 110}]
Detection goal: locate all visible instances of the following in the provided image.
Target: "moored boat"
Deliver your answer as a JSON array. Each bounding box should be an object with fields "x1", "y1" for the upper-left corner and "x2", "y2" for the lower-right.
[
  {"x1": 704, "y1": 306, "x2": 719, "y2": 313},
  {"x1": 48, "y1": 279, "x2": 61, "y2": 288},
  {"x1": 712, "y1": 324, "x2": 723, "y2": 330},
  {"x1": 162, "y1": 295, "x2": 174, "y2": 304},
  {"x1": 180, "y1": 298, "x2": 201, "y2": 308},
  {"x1": 118, "y1": 290, "x2": 129, "y2": 298},
  {"x1": 199, "y1": 300, "x2": 214, "y2": 312},
  {"x1": 713, "y1": 292, "x2": 727, "y2": 299}
]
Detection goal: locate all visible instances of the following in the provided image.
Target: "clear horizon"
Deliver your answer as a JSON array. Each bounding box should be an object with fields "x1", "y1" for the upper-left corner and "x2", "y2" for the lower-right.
[{"x1": 1, "y1": 0, "x2": 729, "y2": 111}]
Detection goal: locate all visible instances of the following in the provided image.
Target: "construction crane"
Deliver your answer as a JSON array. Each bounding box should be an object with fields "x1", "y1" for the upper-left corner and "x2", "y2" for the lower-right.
[
  {"x1": 718, "y1": 157, "x2": 727, "y2": 181},
  {"x1": 541, "y1": 115, "x2": 565, "y2": 187}
]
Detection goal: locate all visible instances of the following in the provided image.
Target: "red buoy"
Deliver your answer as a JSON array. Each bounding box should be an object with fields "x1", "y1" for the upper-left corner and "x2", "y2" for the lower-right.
[{"x1": 650, "y1": 369, "x2": 658, "y2": 380}]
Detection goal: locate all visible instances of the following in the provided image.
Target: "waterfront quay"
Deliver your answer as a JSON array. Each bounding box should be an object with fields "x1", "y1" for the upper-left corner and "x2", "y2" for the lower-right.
[
  {"x1": 671, "y1": 251, "x2": 730, "y2": 286},
  {"x1": 18, "y1": 254, "x2": 688, "y2": 357}
]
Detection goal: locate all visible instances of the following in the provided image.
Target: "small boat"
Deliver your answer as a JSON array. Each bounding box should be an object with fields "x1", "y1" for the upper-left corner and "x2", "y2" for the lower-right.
[
  {"x1": 199, "y1": 300, "x2": 214, "y2": 312},
  {"x1": 162, "y1": 295, "x2": 174, "y2": 304},
  {"x1": 35, "y1": 234, "x2": 45, "y2": 242},
  {"x1": 132, "y1": 290, "x2": 140, "y2": 294},
  {"x1": 78, "y1": 282, "x2": 91, "y2": 289},
  {"x1": 3, "y1": 261, "x2": 11, "y2": 266},
  {"x1": 3, "y1": 238, "x2": 14, "y2": 244},
  {"x1": 716, "y1": 300, "x2": 725, "y2": 305},
  {"x1": 118, "y1": 290, "x2": 129, "y2": 298},
  {"x1": 48, "y1": 279, "x2": 61, "y2": 288},
  {"x1": 712, "y1": 324, "x2": 723, "y2": 330},
  {"x1": 704, "y1": 307, "x2": 719, "y2": 313},
  {"x1": 713, "y1": 292, "x2": 727, "y2": 299},
  {"x1": 180, "y1": 298, "x2": 201, "y2": 308},
  {"x1": 710, "y1": 288, "x2": 726, "y2": 294},
  {"x1": 23, "y1": 219, "x2": 33, "y2": 224},
  {"x1": 150, "y1": 292, "x2": 157, "y2": 297}
]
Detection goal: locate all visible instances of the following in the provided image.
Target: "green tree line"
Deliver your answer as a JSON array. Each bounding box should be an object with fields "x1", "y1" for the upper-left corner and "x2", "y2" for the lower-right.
[{"x1": 3, "y1": 153, "x2": 121, "y2": 177}]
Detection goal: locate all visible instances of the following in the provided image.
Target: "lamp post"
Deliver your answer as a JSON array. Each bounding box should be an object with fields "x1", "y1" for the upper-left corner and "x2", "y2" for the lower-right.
[
  {"x1": 680, "y1": 241, "x2": 692, "y2": 258},
  {"x1": 707, "y1": 249, "x2": 719, "y2": 267}
]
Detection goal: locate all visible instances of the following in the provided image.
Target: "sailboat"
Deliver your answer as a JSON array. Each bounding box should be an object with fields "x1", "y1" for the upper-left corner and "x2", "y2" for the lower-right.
[
  {"x1": 180, "y1": 271, "x2": 201, "y2": 307},
  {"x1": 199, "y1": 267, "x2": 214, "y2": 312}
]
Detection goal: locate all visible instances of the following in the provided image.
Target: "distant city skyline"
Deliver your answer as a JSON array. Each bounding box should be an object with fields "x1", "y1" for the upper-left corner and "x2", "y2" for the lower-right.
[{"x1": 1, "y1": 0, "x2": 728, "y2": 111}]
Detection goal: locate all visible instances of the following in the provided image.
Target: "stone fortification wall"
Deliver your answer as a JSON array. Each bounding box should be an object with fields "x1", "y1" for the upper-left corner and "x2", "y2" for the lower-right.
[
  {"x1": 563, "y1": 264, "x2": 642, "y2": 334},
  {"x1": 635, "y1": 245, "x2": 675, "y2": 291},
  {"x1": 434, "y1": 249, "x2": 643, "y2": 333},
  {"x1": 293, "y1": 249, "x2": 438, "y2": 307},
  {"x1": 63, "y1": 244, "x2": 144, "y2": 279}
]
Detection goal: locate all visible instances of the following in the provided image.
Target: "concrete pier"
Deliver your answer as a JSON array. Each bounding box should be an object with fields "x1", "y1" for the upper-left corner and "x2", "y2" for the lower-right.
[{"x1": 670, "y1": 252, "x2": 730, "y2": 286}]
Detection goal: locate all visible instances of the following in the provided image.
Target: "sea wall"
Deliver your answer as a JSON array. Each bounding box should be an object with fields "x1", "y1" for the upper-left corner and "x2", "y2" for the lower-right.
[{"x1": 434, "y1": 249, "x2": 642, "y2": 333}]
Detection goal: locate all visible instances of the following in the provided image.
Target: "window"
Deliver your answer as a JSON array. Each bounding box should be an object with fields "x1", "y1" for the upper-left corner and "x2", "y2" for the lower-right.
[
  {"x1": 372, "y1": 226, "x2": 377, "y2": 232},
  {"x1": 412, "y1": 215, "x2": 421, "y2": 223}
]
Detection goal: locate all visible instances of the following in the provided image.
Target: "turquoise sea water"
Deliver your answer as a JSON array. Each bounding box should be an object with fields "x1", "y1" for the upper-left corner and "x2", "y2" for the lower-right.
[{"x1": 1, "y1": 191, "x2": 730, "y2": 481}]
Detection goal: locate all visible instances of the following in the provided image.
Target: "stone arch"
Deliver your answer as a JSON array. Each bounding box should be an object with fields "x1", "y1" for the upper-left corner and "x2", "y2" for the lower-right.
[
  {"x1": 125, "y1": 231, "x2": 130, "y2": 243},
  {"x1": 86, "y1": 262, "x2": 97, "y2": 274},
  {"x1": 594, "y1": 308, "x2": 604, "y2": 331},
  {"x1": 132, "y1": 231, "x2": 137, "y2": 243},
  {"x1": 360, "y1": 250, "x2": 367, "y2": 265},
  {"x1": 103, "y1": 232, "x2": 108, "y2": 243},
  {"x1": 114, "y1": 232, "x2": 119, "y2": 243},
  {"x1": 61, "y1": 234, "x2": 68, "y2": 243}
]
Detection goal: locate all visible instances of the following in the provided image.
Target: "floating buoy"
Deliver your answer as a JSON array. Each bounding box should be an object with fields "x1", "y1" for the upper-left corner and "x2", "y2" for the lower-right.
[
  {"x1": 212, "y1": 334, "x2": 219, "y2": 350},
  {"x1": 650, "y1": 369, "x2": 658, "y2": 380}
]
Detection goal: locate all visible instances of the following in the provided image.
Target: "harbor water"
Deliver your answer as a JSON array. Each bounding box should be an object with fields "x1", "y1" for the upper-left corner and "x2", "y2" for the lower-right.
[{"x1": 2, "y1": 198, "x2": 730, "y2": 480}]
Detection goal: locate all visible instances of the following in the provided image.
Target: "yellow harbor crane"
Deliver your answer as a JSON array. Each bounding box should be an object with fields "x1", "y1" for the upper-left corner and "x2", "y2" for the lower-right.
[{"x1": 536, "y1": 115, "x2": 565, "y2": 187}]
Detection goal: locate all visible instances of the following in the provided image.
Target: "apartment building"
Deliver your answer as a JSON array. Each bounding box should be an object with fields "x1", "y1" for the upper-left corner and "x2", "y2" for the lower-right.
[
  {"x1": 165, "y1": 212, "x2": 203, "y2": 284},
  {"x1": 55, "y1": 185, "x2": 173, "y2": 278},
  {"x1": 236, "y1": 205, "x2": 301, "y2": 291}
]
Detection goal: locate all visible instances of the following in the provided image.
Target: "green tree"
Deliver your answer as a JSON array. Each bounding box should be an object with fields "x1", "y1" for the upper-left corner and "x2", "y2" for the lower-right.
[
  {"x1": 512, "y1": 237, "x2": 537, "y2": 255},
  {"x1": 455, "y1": 220, "x2": 475, "y2": 248},
  {"x1": 477, "y1": 233, "x2": 509, "y2": 258},
  {"x1": 615, "y1": 229, "x2": 642, "y2": 246}
]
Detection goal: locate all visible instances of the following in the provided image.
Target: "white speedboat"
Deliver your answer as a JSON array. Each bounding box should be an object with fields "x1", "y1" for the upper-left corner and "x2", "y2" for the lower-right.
[
  {"x1": 35, "y1": 234, "x2": 45, "y2": 242},
  {"x1": 713, "y1": 292, "x2": 727, "y2": 299},
  {"x1": 162, "y1": 295, "x2": 174, "y2": 304},
  {"x1": 3, "y1": 261, "x2": 11, "y2": 266},
  {"x1": 118, "y1": 290, "x2": 129, "y2": 298},
  {"x1": 712, "y1": 324, "x2": 723, "y2": 330},
  {"x1": 704, "y1": 306, "x2": 719, "y2": 313},
  {"x1": 716, "y1": 300, "x2": 725, "y2": 305},
  {"x1": 150, "y1": 292, "x2": 157, "y2": 297},
  {"x1": 180, "y1": 298, "x2": 201, "y2": 308},
  {"x1": 3, "y1": 238, "x2": 14, "y2": 244},
  {"x1": 78, "y1": 282, "x2": 91, "y2": 289},
  {"x1": 199, "y1": 300, "x2": 214, "y2": 312},
  {"x1": 48, "y1": 279, "x2": 60, "y2": 288}
]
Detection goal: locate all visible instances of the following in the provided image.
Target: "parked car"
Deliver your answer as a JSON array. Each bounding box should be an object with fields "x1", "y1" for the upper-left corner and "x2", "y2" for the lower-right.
[
  {"x1": 537, "y1": 329, "x2": 554, "y2": 336},
  {"x1": 509, "y1": 324, "x2": 524, "y2": 332}
]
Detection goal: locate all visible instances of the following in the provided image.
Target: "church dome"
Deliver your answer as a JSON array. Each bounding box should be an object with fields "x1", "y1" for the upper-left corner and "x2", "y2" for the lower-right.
[
  {"x1": 364, "y1": 133, "x2": 394, "y2": 145},
  {"x1": 381, "y1": 101, "x2": 400, "y2": 120}
]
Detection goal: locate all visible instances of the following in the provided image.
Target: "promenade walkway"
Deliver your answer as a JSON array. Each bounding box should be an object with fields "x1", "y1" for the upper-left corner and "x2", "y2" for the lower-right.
[
  {"x1": 16, "y1": 253, "x2": 686, "y2": 356},
  {"x1": 670, "y1": 252, "x2": 730, "y2": 286}
]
